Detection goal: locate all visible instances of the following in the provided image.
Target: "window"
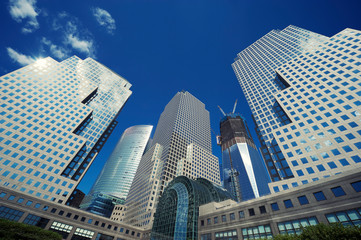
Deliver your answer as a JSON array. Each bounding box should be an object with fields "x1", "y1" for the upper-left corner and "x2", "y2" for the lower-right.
[
  {"x1": 313, "y1": 191, "x2": 327, "y2": 201},
  {"x1": 284, "y1": 199, "x2": 293, "y2": 208},
  {"x1": 215, "y1": 229, "x2": 237, "y2": 240},
  {"x1": 297, "y1": 195, "x2": 309, "y2": 205},
  {"x1": 239, "y1": 211, "x2": 245, "y2": 219},
  {"x1": 278, "y1": 217, "x2": 318, "y2": 235},
  {"x1": 74, "y1": 227, "x2": 95, "y2": 239},
  {"x1": 201, "y1": 233, "x2": 212, "y2": 240},
  {"x1": 331, "y1": 186, "x2": 346, "y2": 197},
  {"x1": 326, "y1": 208, "x2": 361, "y2": 226},
  {"x1": 351, "y1": 181, "x2": 361, "y2": 192},
  {"x1": 8, "y1": 195, "x2": 15, "y2": 201},
  {"x1": 230, "y1": 213, "x2": 235, "y2": 221},
  {"x1": 0, "y1": 206, "x2": 24, "y2": 221},
  {"x1": 222, "y1": 215, "x2": 226, "y2": 222},
  {"x1": 23, "y1": 214, "x2": 49, "y2": 228},
  {"x1": 50, "y1": 221, "x2": 73, "y2": 239},
  {"x1": 207, "y1": 218, "x2": 211, "y2": 225},
  {"x1": 249, "y1": 208, "x2": 255, "y2": 216},
  {"x1": 241, "y1": 225, "x2": 272, "y2": 239},
  {"x1": 259, "y1": 206, "x2": 267, "y2": 214},
  {"x1": 271, "y1": 202, "x2": 279, "y2": 211},
  {"x1": 214, "y1": 216, "x2": 218, "y2": 224}
]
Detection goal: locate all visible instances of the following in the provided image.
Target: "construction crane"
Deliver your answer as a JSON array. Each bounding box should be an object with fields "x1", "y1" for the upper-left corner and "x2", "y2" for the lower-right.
[
  {"x1": 232, "y1": 99, "x2": 238, "y2": 114},
  {"x1": 217, "y1": 105, "x2": 226, "y2": 116}
]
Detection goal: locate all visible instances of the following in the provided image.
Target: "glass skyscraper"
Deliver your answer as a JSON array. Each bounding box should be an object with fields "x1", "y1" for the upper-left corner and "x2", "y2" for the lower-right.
[
  {"x1": 124, "y1": 91, "x2": 221, "y2": 227},
  {"x1": 219, "y1": 113, "x2": 270, "y2": 202},
  {"x1": 80, "y1": 125, "x2": 152, "y2": 217},
  {"x1": 233, "y1": 26, "x2": 361, "y2": 192},
  {"x1": 0, "y1": 56, "x2": 132, "y2": 204},
  {"x1": 232, "y1": 25, "x2": 328, "y2": 183}
]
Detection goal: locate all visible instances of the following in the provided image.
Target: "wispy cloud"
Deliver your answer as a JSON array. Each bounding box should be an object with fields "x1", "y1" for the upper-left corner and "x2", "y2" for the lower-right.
[
  {"x1": 7, "y1": 47, "x2": 36, "y2": 66},
  {"x1": 92, "y1": 7, "x2": 116, "y2": 34},
  {"x1": 51, "y1": 12, "x2": 96, "y2": 58},
  {"x1": 41, "y1": 37, "x2": 69, "y2": 60},
  {"x1": 9, "y1": 0, "x2": 39, "y2": 33},
  {"x1": 66, "y1": 34, "x2": 94, "y2": 57}
]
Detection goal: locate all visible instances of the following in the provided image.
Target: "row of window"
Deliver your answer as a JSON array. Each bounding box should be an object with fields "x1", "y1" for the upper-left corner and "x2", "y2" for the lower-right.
[
  {"x1": 0, "y1": 191, "x2": 142, "y2": 238},
  {"x1": 201, "y1": 180, "x2": 361, "y2": 226},
  {"x1": 202, "y1": 206, "x2": 361, "y2": 240}
]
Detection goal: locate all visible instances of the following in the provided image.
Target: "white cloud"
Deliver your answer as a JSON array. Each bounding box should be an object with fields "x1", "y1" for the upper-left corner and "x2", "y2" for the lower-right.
[
  {"x1": 92, "y1": 7, "x2": 116, "y2": 34},
  {"x1": 7, "y1": 47, "x2": 35, "y2": 66},
  {"x1": 50, "y1": 12, "x2": 97, "y2": 58},
  {"x1": 66, "y1": 34, "x2": 94, "y2": 57},
  {"x1": 9, "y1": 0, "x2": 39, "y2": 33},
  {"x1": 41, "y1": 37, "x2": 69, "y2": 60}
]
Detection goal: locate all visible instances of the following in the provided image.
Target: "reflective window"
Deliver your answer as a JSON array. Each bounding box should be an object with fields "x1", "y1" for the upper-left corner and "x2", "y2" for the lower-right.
[
  {"x1": 241, "y1": 225, "x2": 272, "y2": 240},
  {"x1": 313, "y1": 191, "x2": 327, "y2": 201},
  {"x1": 331, "y1": 186, "x2": 346, "y2": 197},
  {"x1": 0, "y1": 206, "x2": 24, "y2": 221},
  {"x1": 215, "y1": 229, "x2": 237, "y2": 240},
  {"x1": 284, "y1": 199, "x2": 293, "y2": 208},
  {"x1": 278, "y1": 217, "x2": 318, "y2": 235},
  {"x1": 326, "y1": 208, "x2": 361, "y2": 226},
  {"x1": 351, "y1": 180, "x2": 361, "y2": 192},
  {"x1": 23, "y1": 214, "x2": 49, "y2": 228},
  {"x1": 297, "y1": 195, "x2": 309, "y2": 205}
]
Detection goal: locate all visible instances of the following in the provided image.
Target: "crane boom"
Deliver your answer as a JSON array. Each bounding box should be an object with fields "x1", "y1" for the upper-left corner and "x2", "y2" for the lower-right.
[
  {"x1": 218, "y1": 105, "x2": 226, "y2": 116},
  {"x1": 232, "y1": 99, "x2": 238, "y2": 114}
]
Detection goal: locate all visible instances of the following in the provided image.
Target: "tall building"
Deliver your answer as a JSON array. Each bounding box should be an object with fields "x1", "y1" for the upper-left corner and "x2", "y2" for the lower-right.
[
  {"x1": 232, "y1": 26, "x2": 361, "y2": 192},
  {"x1": 124, "y1": 91, "x2": 221, "y2": 227},
  {"x1": 232, "y1": 25, "x2": 328, "y2": 183},
  {"x1": 80, "y1": 125, "x2": 152, "y2": 217},
  {"x1": 0, "y1": 56, "x2": 132, "y2": 204},
  {"x1": 218, "y1": 108, "x2": 270, "y2": 202}
]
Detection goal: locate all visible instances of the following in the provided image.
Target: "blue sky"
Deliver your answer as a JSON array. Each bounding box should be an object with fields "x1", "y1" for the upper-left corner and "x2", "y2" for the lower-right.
[{"x1": 1, "y1": 0, "x2": 361, "y2": 194}]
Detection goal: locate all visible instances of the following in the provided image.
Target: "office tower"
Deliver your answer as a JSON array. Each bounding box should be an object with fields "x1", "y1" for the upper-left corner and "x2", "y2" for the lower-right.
[
  {"x1": 233, "y1": 26, "x2": 361, "y2": 192},
  {"x1": 124, "y1": 91, "x2": 221, "y2": 227},
  {"x1": 218, "y1": 105, "x2": 270, "y2": 202},
  {"x1": 0, "y1": 56, "x2": 132, "y2": 204},
  {"x1": 232, "y1": 25, "x2": 328, "y2": 183},
  {"x1": 80, "y1": 125, "x2": 152, "y2": 217}
]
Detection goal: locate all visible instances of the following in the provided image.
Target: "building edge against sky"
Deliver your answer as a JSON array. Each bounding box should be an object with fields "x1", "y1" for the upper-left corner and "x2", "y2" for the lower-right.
[
  {"x1": 232, "y1": 26, "x2": 361, "y2": 193},
  {"x1": 0, "y1": 56, "x2": 132, "y2": 204},
  {"x1": 124, "y1": 91, "x2": 221, "y2": 228},
  {"x1": 80, "y1": 125, "x2": 153, "y2": 217},
  {"x1": 219, "y1": 112, "x2": 270, "y2": 202}
]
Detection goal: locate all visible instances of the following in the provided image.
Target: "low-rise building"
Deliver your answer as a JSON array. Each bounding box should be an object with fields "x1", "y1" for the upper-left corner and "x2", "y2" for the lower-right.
[
  {"x1": 0, "y1": 186, "x2": 146, "y2": 240},
  {"x1": 198, "y1": 168, "x2": 361, "y2": 240}
]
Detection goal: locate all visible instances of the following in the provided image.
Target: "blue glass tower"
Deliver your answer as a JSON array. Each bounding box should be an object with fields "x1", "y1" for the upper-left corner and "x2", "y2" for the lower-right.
[
  {"x1": 80, "y1": 125, "x2": 152, "y2": 217},
  {"x1": 219, "y1": 111, "x2": 270, "y2": 202}
]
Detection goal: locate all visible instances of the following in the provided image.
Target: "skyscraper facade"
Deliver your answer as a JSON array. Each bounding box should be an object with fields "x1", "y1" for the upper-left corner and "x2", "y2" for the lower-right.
[
  {"x1": 124, "y1": 91, "x2": 221, "y2": 227},
  {"x1": 219, "y1": 113, "x2": 270, "y2": 202},
  {"x1": 233, "y1": 26, "x2": 361, "y2": 192},
  {"x1": 80, "y1": 125, "x2": 152, "y2": 217},
  {"x1": 232, "y1": 25, "x2": 328, "y2": 183},
  {"x1": 0, "y1": 56, "x2": 132, "y2": 204}
]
